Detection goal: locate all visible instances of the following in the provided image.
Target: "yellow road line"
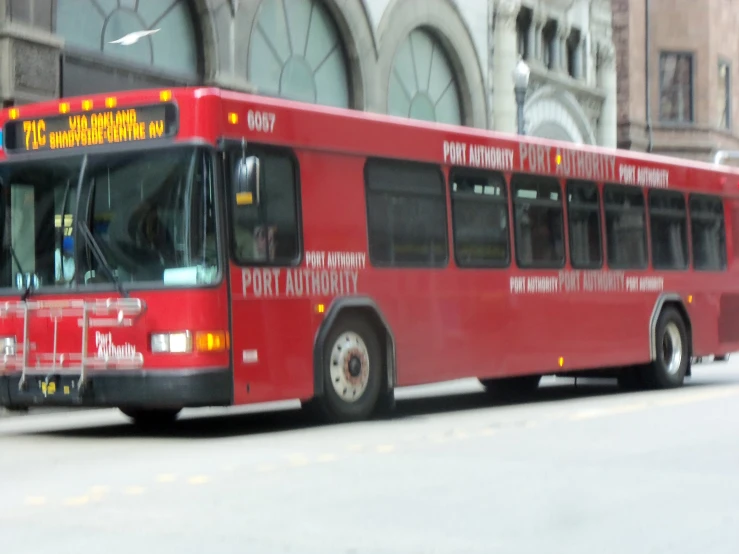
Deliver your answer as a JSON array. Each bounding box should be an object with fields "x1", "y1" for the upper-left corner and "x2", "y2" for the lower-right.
[
  {"x1": 64, "y1": 495, "x2": 90, "y2": 506},
  {"x1": 569, "y1": 402, "x2": 648, "y2": 420},
  {"x1": 317, "y1": 453, "x2": 338, "y2": 463}
]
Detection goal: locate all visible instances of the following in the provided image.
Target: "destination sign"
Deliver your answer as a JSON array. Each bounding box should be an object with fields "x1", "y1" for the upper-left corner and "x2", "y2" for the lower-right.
[{"x1": 3, "y1": 103, "x2": 178, "y2": 153}]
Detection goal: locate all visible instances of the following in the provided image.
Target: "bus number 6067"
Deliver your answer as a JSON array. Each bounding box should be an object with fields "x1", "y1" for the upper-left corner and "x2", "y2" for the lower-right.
[{"x1": 247, "y1": 110, "x2": 276, "y2": 133}]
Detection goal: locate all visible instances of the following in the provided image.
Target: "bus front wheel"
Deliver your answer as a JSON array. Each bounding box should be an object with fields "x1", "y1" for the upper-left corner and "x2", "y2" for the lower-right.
[{"x1": 316, "y1": 314, "x2": 383, "y2": 423}]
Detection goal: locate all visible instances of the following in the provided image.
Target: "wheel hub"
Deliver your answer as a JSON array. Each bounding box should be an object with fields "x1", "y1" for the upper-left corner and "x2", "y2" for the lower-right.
[
  {"x1": 342, "y1": 348, "x2": 367, "y2": 384},
  {"x1": 662, "y1": 322, "x2": 683, "y2": 376},
  {"x1": 347, "y1": 356, "x2": 362, "y2": 378},
  {"x1": 329, "y1": 332, "x2": 370, "y2": 403}
]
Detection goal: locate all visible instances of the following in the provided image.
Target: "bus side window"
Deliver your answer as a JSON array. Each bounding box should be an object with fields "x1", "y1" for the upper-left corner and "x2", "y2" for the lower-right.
[
  {"x1": 649, "y1": 189, "x2": 689, "y2": 270},
  {"x1": 450, "y1": 169, "x2": 509, "y2": 268},
  {"x1": 603, "y1": 184, "x2": 648, "y2": 269},
  {"x1": 689, "y1": 194, "x2": 726, "y2": 271},
  {"x1": 511, "y1": 174, "x2": 565, "y2": 269},
  {"x1": 566, "y1": 180, "x2": 602, "y2": 269},
  {"x1": 228, "y1": 148, "x2": 300, "y2": 265},
  {"x1": 365, "y1": 158, "x2": 448, "y2": 267}
]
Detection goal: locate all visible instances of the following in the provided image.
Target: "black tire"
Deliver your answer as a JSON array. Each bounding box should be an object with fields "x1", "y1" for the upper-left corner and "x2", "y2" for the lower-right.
[
  {"x1": 314, "y1": 314, "x2": 383, "y2": 423},
  {"x1": 715, "y1": 354, "x2": 730, "y2": 362},
  {"x1": 480, "y1": 375, "x2": 541, "y2": 400},
  {"x1": 120, "y1": 408, "x2": 181, "y2": 427},
  {"x1": 643, "y1": 307, "x2": 690, "y2": 389}
]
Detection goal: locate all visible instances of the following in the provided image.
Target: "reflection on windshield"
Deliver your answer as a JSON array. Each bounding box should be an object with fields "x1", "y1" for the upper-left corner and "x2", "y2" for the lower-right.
[{"x1": 0, "y1": 146, "x2": 219, "y2": 292}]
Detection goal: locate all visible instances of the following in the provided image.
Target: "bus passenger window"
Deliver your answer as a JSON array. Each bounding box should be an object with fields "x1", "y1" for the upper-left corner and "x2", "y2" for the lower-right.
[
  {"x1": 566, "y1": 180, "x2": 602, "y2": 269},
  {"x1": 365, "y1": 158, "x2": 448, "y2": 267},
  {"x1": 689, "y1": 194, "x2": 726, "y2": 271},
  {"x1": 450, "y1": 170, "x2": 509, "y2": 267},
  {"x1": 603, "y1": 184, "x2": 648, "y2": 269},
  {"x1": 649, "y1": 189, "x2": 688, "y2": 270},
  {"x1": 228, "y1": 148, "x2": 299, "y2": 265},
  {"x1": 511, "y1": 175, "x2": 565, "y2": 269}
]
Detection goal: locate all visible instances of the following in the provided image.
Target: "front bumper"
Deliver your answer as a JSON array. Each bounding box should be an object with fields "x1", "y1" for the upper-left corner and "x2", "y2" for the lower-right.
[{"x1": 0, "y1": 368, "x2": 233, "y2": 409}]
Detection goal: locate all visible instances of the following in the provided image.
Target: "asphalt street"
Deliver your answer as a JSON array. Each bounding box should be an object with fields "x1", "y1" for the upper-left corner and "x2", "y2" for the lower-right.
[{"x1": 1, "y1": 362, "x2": 739, "y2": 554}]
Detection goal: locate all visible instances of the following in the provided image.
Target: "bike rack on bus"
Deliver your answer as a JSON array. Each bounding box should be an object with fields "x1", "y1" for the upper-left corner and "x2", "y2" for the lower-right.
[{"x1": 0, "y1": 298, "x2": 146, "y2": 397}]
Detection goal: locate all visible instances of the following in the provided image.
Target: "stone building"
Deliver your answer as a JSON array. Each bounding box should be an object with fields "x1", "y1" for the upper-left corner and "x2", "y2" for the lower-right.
[
  {"x1": 498, "y1": 0, "x2": 616, "y2": 146},
  {"x1": 0, "y1": 0, "x2": 615, "y2": 146},
  {"x1": 613, "y1": 0, "x2": 739, "y2": 162}
]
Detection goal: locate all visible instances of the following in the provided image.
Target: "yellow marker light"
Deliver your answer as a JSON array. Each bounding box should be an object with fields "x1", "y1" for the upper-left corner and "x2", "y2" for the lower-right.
[
  {"x1": 160, "y1": 89, "x2": 172, "y2": 102},
  {"x1": 105, "y1": 97, "x2": 117, "y2": 108},
  {"x1": 556, "y1": 154, "x2": 562, "y2": 165},
  {"x1": 81, "y1": 99, "x2": 93, "y2": 111},
  {"x1": 235, "y1": 191, "x2": 253, "y2": 206},
  {"x1": 228, "y1": 112, "x2": 238, "y2": 124},
  {"x1": 558, "y1": 356, "x2": 564, "y2": 367},
  {"x1": 59, "y1": 102, "x2": 70, "y2": 114},
  {"x1": 687, "y1": 295, "x2": 693, "y2": 304},
  {"x1": 315, "y1": 303, "x2": 325, "y2": 314},
  {"x1": 8, "y1": 108, "x2": 18, "y2": 120},
  {"x1": 195, "y1": 331, "x2": 229, "y2": 353}
]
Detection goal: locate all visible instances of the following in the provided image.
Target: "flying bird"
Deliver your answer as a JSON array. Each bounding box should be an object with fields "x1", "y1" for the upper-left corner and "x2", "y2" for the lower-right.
[{"x1": 109, "y1": 29, "x2": 160, "y2": 46}]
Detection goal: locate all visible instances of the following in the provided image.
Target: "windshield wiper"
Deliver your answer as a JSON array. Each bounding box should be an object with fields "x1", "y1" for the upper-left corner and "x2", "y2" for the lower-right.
[
  {"x1": 73, "y1": 154, "x2": 127, "y2": 298},
  {"x1": 76, "y1": 221, "x2": 127, "y2": 298}
]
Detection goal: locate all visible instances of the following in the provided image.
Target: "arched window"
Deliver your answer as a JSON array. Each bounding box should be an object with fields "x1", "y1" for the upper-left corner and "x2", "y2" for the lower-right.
[
  {"x1": 248, "y1": 0, "x2": 351, "y2": 109},
  {"x1": 388, "y1": 29, "x2": 463, "y2": 125},
  {"x1": 56, "y1": 0, "x2": 200, "y2": 78}
]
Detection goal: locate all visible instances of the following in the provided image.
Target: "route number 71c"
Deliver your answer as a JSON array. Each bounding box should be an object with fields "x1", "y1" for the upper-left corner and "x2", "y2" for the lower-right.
[{"x1": 24, "y1": 120, "x2": 47, "y2": 150}]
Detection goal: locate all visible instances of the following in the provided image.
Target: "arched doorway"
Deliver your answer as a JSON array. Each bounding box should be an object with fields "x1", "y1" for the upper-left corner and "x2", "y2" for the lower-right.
[
  {"x1": 247, "y1": 0, "x2": 351, "y2": 109},
  {"x1": 57, "y1": 0, "x2": 202, "y2": 96},
  {"x1": 387, "y1": 28, "x2": 463, "y2": 125},
  {"x1": 524, "y1": 86, "x2": 597, "y2": 145}
]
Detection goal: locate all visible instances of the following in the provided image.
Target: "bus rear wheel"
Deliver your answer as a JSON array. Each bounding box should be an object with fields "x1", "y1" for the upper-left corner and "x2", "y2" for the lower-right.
[
  {"x1": 316, "y1": 315, "x2": 383, "y2": 424},
  {"x1": 643, "y1": 307, "x2": 690, "y2": 389},
  {"x1": 120, "y1": 408, "x2": 181, "y2": 427}
]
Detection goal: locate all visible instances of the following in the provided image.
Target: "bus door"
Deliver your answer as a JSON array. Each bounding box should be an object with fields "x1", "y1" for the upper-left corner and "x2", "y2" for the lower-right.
[{"x1": 225, "y1": 144, "x2": 313, "y2": 404}]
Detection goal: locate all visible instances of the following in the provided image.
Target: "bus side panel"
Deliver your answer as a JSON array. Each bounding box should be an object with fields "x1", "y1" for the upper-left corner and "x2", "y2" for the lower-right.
[
  {"x1": 309, "y1": 152, "x2": 458, "y2": 390},
  {"x1": 714, "y1": 199, "x2": 739, "y2": 354},
  {"x1": 230, "y1": 149, "x2": 377, "y2": 405},
  {"x1": 229, "y1": 280, "x2": 315, "y2": 405}
]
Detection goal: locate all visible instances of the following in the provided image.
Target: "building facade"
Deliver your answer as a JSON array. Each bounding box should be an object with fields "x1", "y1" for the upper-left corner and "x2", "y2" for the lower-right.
[
  {"x1": 0, "y1": 0, "x2": 615, "y2": 146},
  {"x1": 503, "y1": 0, "x2": 616, "y2": 146},
  {"x1": 613, "y1": 0, "x2": 739, "y2": 162}
]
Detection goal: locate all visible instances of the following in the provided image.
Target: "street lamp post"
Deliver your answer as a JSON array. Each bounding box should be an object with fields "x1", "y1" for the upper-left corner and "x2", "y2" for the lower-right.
[{"x1": 512, "y1": 58, "x2": 530, "y2": 135}]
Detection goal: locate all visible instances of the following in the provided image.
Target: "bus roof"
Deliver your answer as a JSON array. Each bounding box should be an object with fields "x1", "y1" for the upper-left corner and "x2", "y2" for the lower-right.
[{"x1": 2, "y1": 86, "x2": 738, "y2": 196}]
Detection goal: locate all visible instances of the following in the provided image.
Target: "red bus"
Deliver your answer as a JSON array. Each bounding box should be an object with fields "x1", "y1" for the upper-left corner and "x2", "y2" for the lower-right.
[{"x1": 0, "y1": 86, "x2": 736, "y2": 425}]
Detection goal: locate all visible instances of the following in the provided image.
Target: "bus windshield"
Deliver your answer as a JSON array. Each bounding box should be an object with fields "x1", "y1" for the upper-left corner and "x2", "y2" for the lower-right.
[{"x1": 0, "y1": 145, "x2": 219, "y2": 294}]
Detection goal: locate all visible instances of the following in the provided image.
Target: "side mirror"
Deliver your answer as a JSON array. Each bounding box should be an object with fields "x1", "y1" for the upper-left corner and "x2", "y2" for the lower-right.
[{"x1": 234, "y1": 155, "x2": 261, "y2": 207}]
